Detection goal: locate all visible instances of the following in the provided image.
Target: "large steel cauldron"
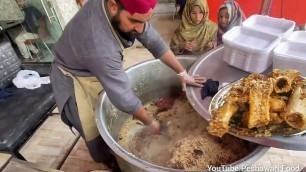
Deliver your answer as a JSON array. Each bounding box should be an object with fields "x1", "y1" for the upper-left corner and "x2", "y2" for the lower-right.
[{"x1": 95, "y1": 57, "x2": 269, "y2": 172}]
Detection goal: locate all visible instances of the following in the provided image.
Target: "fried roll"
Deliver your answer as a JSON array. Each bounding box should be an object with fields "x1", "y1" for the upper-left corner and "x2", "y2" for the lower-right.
[
  {"x1": 270, "y1": 112, "x2": 283, "y2": 124},
  {"x1": 269, "y1": 97, "x2": 286, "y2": 113},
  {"x1": 273, "y1": 70, "x2": 300, "y2": 93},
  {"x1": 281, "y1": 86, "x2": 306, "y2": 130}
]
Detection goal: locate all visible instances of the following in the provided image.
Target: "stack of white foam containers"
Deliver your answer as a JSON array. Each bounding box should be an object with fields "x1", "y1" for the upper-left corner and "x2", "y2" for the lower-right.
[
  {"x1": 222, "y1": 15, "x2": 295, "y2": 73},
  {"x1": 273, "y1": 31, "x2": 306, "y2": 76}
]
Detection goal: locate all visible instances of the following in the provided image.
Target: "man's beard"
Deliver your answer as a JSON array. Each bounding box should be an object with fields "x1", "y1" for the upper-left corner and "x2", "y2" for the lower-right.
[{"x1": 111, "y1": 11, "x2": 138, "y2": 41}]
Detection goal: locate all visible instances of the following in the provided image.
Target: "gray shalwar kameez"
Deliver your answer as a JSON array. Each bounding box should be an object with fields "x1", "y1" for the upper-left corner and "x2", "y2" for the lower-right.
[{"x1": 50, "y1": 0, "x2": 169, "y2": 164}]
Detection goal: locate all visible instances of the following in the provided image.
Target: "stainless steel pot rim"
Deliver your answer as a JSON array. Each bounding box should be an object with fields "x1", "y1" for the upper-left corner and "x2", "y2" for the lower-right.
[
  {"x1": 95, "y1": 57, "x2": 270, "y2": 172},
  {"x1": 96, "y1": 90, "x2": 269, "y2": 172}
]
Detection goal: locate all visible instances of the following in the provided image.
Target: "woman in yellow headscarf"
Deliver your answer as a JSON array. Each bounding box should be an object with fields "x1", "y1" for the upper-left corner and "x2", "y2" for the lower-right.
[{"x1": 170, "y1": 0, "x2": 218, "y2": 55}]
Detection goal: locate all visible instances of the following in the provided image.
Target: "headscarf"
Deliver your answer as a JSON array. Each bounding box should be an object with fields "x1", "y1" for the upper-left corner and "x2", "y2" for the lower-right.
[
  {"x1": 170, "y1": 0, "x2": 218, "y2": 52},
  {"x1": 217, "y1": 0, "x2": 246, "y2": 45}
]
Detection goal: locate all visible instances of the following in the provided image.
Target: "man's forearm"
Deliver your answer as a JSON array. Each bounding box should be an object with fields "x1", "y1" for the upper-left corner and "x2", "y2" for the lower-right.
[
  {"x1": 37, "y1": 16, "x2": 50, "y2": 41},
  {"x1": 159, "y1": 50, "x2": 185, "y2": 74},
  {"x1": 133, "y1": 106, "x2": 154, "y2": 126}
]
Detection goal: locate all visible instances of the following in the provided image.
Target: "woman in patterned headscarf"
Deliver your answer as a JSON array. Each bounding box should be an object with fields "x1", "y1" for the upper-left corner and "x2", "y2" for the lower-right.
[
  {"x1": 170, "y1": 0, "x2": 218, "y2": 55},
  {"x1": 217, "y1": 0, "x2": 245, "y2": 45}
]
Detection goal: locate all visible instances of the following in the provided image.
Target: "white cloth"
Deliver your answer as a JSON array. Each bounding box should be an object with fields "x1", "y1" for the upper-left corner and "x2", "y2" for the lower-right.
[
  {"x1": 14, "y1": 31, "x2": 39, "y2": 59},
  {"x1": 13, "y1": 70, "x2": 50, "y2": 90}
]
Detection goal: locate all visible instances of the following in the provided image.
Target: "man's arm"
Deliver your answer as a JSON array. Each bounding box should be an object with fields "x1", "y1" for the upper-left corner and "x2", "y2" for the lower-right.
[
  {"x1": 87, "y1": 54, "x2": 141, "y2": 114},
  {"x1": 27, "y1": 6, "x2": 50, "y2": 40},
  {"x1": 38, "y1": 16, "x2": 50, "y2": 41},
  {"x1": 86, "y1": 53, "x2": 157, "y2": 129},
  {"x1": 136, "y1": 22, "x2": 184, "y2": 73},
  {"x1": 137, "y1": 22, "x2": 205, "y2": 91},
  {"x1": 136, "y1": 22, "x2": 169, "y2": 59},
  {"x1": 159, "y1": 49, "x2": 205, "y2": 90},
  {"x1": 159, "y1": 50, "x2": 185, "y2": 73}
]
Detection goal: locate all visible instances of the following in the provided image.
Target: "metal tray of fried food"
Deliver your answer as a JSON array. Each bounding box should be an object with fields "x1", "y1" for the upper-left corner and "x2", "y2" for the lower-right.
[
  {"x1": 210, "y1": 80, "x2": 306, "y2": 136},
  {"x1": 185, "y1": 46, "x2": 306, "y2": 151}
]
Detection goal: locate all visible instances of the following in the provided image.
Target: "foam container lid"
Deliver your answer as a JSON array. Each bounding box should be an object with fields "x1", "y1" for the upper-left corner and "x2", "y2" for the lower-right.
[
  {"x1": 242, "y1": 14, "x2": 295, "y2": 38},
  {"x1": 274, "y1": 41, "x2": 306, "y2": 60},
  {"x1": 222, "y1": 26, "x2": 281, "y2": 53},
  {"x1": 287, "y1": 31, "x2": 306, "y2": 43}
]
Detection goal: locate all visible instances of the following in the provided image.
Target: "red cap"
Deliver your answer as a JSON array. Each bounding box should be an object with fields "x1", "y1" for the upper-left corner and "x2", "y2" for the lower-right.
[{"x1": 119, "y1": 0, "x2": 157, "y2": 14}]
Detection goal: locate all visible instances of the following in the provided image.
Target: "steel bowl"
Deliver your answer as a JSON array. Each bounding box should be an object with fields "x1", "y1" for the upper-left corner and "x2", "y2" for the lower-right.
[{"x1": 96, "y1": 56, "x2": 269, "y2": 172}]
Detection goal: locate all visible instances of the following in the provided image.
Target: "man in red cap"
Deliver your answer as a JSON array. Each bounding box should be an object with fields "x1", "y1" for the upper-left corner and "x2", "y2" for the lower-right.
[{"x1": 50, "y1": 0, "x2": 204, "y2": 170}]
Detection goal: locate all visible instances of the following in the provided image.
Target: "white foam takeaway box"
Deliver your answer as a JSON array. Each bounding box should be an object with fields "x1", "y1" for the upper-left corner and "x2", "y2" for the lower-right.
[
  {"x1": 273, "y1": 41, "x2": 306, "y2": 76},
  {"x1": 242, "y1": 14, "x2": 295, "y2": 38},
  {"x1": 287, "y1": 31, "x2": 306, "y2": 43},
  {"x1": 222, "y1": 26, "x2": 281, "y2": 73}
]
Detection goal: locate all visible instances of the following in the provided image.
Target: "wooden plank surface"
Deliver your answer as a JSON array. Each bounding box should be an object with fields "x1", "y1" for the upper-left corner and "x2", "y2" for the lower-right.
[
  {"x1": 0, "y1": 153, "x2": 12, "y2": 171},
  {"x1": 51, "y1": 107, "x2": 59, "y2": 114},
  {"x1": 3, "y1": 158, "x2": 63, "y2": 172},
  {"x1": 60, "y1": 137, "x2": 111, "y2": 172},
  {"x1": 20, "y1": 114, "x2": 80, "y2": 169}
]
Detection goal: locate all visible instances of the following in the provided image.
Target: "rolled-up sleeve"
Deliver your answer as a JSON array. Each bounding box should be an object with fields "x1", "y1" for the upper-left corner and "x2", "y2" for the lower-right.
[
  {"x1": 86, "y1": 54, "x2": 141, "y2": 114},
  {"x1": 136, "y1": 22, "x2": 169, "y2": 59}
]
